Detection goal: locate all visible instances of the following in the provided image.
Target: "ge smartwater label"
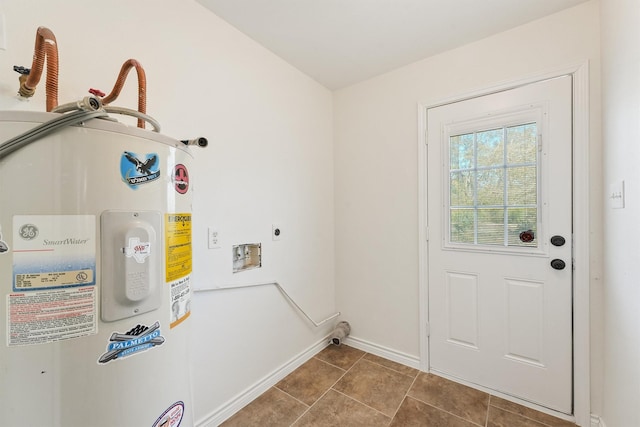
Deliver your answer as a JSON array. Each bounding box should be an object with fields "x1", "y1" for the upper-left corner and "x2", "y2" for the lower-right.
[
  {"x1": 12, "y1": 215, "x2": 96, "y2": 291},
  {"x1": 8, "y1": 215, "x2": 98, "y2": 346}
]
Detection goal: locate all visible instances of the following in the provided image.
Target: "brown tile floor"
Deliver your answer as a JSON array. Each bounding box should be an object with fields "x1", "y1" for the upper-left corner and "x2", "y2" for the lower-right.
[{"x1": 221, "y1": 345, "x2": 576, "y2": 427}]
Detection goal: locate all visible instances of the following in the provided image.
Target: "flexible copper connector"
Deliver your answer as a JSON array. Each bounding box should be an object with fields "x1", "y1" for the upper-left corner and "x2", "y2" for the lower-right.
[
  {"x1": 20, "y1": 27, "x2": 59, "y2": 112},
  {"x1": 102, "y1": 59, "x2": 147, "y2": 128}
]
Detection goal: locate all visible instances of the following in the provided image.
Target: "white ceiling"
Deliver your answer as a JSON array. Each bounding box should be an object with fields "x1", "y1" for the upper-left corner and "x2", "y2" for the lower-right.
[{"x1": 197, "y1": 0, "x2": 590, "y2": 90}]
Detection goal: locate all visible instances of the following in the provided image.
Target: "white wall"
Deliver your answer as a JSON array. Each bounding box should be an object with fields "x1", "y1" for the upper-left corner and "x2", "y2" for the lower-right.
[
  {"x1": 333, "y1": 0, "x2": 604, "y2": 418},
  {"x1": 600, "y1": 1, "x2": 640, "y2": 426},
  {"x1": 1, "y1": 0, "x2": 621, "y2": 424},
  {"x1": 0, "y1": 1, "x2": 335, "y2": 424}
]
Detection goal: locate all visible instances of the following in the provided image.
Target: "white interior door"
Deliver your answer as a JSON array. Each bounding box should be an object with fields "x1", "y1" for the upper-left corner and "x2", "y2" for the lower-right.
[{"x1": 427, "y1": 76, "x2": 573, "y2": 413}]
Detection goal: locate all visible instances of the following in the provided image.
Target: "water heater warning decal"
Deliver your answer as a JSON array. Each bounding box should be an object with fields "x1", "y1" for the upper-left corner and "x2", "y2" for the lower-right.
[
  {"x1": 8, "y1": 287, "x2": 97, "y2": 346},
  {"x1": 165, "y1": 214, "x2": 192, "y2": 329},
  {"x1": 165, "y1": 214, "x2": 192, "y2": 282}
]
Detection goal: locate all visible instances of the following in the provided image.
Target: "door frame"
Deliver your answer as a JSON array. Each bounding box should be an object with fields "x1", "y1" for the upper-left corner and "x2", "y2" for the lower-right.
[{"x1": 417, "y1": 62, "x2": 590, "y2": 425}]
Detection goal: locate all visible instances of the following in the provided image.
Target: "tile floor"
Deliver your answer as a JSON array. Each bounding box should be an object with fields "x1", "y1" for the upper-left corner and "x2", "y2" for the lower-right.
[{"x1": 221, "y1": 345, "x2": 576, "y2": 427}]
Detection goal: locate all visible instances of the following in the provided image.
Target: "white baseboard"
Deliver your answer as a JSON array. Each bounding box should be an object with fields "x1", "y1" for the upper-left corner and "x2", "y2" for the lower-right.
[
  {"x1": 195, "y1": 337, "x2": 330, "y2": 427},
  {"x1": 344, "y1": 335, "x2": 421, "y2": 370},
  {"x1": 194, "y1": 330, "x2": 599, "y2": 427},
  {"x1": 591, "y1": 414, "x2": 606, "y2": 427}
]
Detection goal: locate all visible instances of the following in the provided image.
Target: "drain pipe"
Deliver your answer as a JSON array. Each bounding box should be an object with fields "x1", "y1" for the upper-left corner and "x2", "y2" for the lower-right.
[{"x1": 196, "y1": 281, "x2": 341, "y2": 327}]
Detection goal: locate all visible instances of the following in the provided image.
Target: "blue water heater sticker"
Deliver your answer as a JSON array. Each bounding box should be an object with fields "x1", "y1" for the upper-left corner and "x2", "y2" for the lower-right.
[{"x1": 120, "y1": 151, "x2": 160, "y2": 189}]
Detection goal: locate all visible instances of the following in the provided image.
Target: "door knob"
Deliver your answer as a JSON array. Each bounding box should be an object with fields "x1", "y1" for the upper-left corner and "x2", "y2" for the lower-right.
[
  {"x1": 550, "y1": 235, "x2": 566, "y2": 247},
  {"x1": 550, "y1": 259, "x2": 566, "y2": 270}
]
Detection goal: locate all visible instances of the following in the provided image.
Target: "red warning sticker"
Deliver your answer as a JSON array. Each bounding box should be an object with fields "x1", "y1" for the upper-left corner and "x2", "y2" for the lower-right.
[{"x1": 173, "y1": 164, "x2": 189, "y2": 194}]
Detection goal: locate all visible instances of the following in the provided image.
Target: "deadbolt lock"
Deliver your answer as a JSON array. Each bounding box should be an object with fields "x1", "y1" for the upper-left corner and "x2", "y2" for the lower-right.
[{"x1": 550, "y1": 259, "x2": 566, "y2": 270}]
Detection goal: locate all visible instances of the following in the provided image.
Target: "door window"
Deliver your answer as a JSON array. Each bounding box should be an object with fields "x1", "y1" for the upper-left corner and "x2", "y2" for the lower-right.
[{"x1": 448, "y1": 122, "x2": 539, "y2": 248}]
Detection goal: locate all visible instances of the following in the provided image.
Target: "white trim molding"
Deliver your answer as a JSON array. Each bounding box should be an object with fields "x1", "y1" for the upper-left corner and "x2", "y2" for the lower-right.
[
  {"x1": 417, "y1": 61, "x2": 591, "y2": 427},
  {"x1": 591, "y1": 414, "x2": 607, "y2": 427},
  {"x1": 344, "y1": 335, "x2": 421, "y2": 370},
  {"x1": 196, "y1": 337, "x2": 330, "y2": 427}
]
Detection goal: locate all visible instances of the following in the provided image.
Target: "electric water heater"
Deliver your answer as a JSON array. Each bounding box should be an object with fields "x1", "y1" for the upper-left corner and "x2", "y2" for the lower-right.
[{"x1": 0, "y1": 110, "x2": 194, "y2": 426}]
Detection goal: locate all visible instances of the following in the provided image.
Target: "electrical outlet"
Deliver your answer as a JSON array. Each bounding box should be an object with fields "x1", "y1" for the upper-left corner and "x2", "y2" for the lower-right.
[
  {"x1": 208, "y1": 227, "x2": 220, "y2": 249},
  {"x1": 272, "y1": 224, "x2": 281, "y2": 241}
]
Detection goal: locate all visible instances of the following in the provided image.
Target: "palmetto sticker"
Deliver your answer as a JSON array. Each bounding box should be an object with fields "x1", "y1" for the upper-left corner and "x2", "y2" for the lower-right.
[{"x1": 98, "y1": 322, "x2": 165, "y2": 363}]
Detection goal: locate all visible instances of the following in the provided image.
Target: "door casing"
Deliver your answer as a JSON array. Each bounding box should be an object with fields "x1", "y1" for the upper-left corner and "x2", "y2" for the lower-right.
[{"x1": 417, "y1": 62, "x2": 591, "y2": 425}]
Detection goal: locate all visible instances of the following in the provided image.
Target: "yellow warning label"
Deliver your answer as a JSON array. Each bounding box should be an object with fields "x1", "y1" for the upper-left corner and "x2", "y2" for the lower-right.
[{"x1": 165, "y1": 213, "x2": 192, "y2": 282}]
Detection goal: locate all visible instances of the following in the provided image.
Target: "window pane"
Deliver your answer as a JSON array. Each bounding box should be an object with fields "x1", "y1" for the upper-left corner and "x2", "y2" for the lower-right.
[
  {"x1": 476, "y1": 129, "x2": 504, "y2": 167},
  {"x1": 477, "y1": 169, "x2": 504, "y2": 206},
  {"x1": 477, "y1": 208, "x2": 504, "y2": 245},
  {"x1": 446, "y1": 120, "x2": 539, "y2": 250},
  {"x1": 507, "y1": 123, "x2": 536, "y2": 164},
  {"x1": 507, "y1": 208, "x2": 537, "y2": 247},
  {"x1": 450, "y1": 209, "x2": 475, "y2": 243},
  {"x1": 507, "y1": 166, "x2": 537, "y2": 205},
  {"x1": 450, "y1": 133, "x2": 474, "y2": 170},
  {"x1": 450, "y1": 171, "x2": 475, "y2": 206}
]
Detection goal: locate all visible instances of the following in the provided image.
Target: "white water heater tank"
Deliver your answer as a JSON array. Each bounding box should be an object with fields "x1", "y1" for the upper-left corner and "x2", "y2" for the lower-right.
[{"x1": 0, "y1": 111, "x2": 194, "y2": 427}]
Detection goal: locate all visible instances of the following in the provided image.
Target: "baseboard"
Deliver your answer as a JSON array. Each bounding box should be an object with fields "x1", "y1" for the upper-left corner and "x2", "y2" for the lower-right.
[
  {"x1": 591, "y1": 414, "x2": 606, "y2": 427},
  {"x1": 344, "y1": 335, "x2": 421, "y2": 370},
  {"x1": 195, "y1": 337, "x2": 330, "y2": 427}
]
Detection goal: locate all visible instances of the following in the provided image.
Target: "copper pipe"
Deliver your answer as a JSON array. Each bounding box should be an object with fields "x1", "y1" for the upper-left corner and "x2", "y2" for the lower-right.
[
  {"x1": 102, "y1": 59, "x2": 147, "y2": 128},
  {"x1": 20, "y1": 27, "x2": 59, "y2": 112}
]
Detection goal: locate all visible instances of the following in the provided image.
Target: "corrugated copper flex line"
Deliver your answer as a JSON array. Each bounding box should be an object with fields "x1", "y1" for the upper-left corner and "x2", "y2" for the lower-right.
[
  {"x1": 18, "y1": 26, "x2": 59, "y2": 112},
  {"x1": 102, "y1": 59, "x2": 147, "y2": 129}
]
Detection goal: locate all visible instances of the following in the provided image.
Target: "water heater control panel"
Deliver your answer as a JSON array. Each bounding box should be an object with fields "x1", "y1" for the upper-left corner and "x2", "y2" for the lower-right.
[{"x1": 100, "y1": 210, "x2": 162, "y2": 322}]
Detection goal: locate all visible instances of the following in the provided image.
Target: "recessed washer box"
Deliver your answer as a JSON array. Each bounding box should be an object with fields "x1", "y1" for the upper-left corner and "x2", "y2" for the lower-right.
[{"x1": 232, "y1": 243, "x2": 261, "y2": 273}]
